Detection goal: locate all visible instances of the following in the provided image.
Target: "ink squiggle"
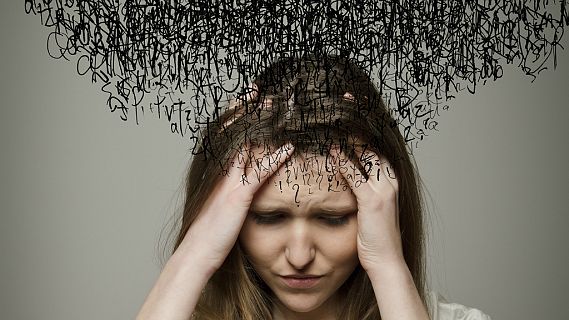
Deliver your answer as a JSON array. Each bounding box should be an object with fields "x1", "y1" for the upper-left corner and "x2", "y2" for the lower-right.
[{"x1": 25, "y1": 0, "x2": 568, "y2": 153}]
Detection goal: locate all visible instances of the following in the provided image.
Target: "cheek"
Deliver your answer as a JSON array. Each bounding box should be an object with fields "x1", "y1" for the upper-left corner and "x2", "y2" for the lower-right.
[
  {"x1": 316, "y1": 222, "x2": 359, "y2": 264},
  {"x1": 238, "y1": 220, "x2": 282, "y2": 266}
]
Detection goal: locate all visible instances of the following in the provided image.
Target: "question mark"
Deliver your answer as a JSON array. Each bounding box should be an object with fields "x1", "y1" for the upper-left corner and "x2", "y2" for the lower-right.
[{"x1": 292, "y1": 183, "x2": 300, "y2": 205}]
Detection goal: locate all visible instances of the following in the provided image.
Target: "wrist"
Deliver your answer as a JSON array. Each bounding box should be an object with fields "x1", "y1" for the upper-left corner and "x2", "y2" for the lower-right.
[
  {"x1": 170, "y1": 246, "x2": 218, "y2": 281},
  {"x1": 137, "y1": 248, "x2": 215, "y2": 320},
  {"x1": 365, "y1": 260, "x2": 430, "y2": 320},
  {"x1": 364, "y1": 258, "x2": 412, "y2": 284}
]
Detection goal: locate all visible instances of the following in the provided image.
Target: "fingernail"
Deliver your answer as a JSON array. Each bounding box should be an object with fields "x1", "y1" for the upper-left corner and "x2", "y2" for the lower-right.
[{"x1": 281, "y1": 143, "x2": 294, "y2": 153}]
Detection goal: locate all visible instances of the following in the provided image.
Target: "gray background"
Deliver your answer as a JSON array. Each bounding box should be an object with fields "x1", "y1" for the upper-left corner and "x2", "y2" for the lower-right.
[{"x1": 2, "y1": 2, "x2": 568, "y2": 319}]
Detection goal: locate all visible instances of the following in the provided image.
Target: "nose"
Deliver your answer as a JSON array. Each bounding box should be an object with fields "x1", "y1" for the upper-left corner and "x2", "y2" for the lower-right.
[{"x1": 284, "y1": 226, "x2": 316, "y2": 270}]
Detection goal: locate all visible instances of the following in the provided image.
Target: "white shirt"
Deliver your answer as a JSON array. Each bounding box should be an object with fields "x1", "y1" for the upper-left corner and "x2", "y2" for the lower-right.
[{"x1": 429, "y1": 292, "x2": 492, "y2": 320}]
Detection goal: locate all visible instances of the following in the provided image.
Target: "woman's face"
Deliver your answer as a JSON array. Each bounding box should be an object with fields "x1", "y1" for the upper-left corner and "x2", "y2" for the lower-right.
[{"x1": 238, "y1": 148, "x2": 360, "y2": 317}]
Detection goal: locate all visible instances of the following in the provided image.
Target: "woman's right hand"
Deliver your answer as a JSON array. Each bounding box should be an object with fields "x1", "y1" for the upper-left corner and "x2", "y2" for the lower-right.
[
  {"x1": 136, "y1": 143, "x2": 294, "y2": 320},
  {"x1": 175, "y1": 143, "x2": 295, "y2": 274}
]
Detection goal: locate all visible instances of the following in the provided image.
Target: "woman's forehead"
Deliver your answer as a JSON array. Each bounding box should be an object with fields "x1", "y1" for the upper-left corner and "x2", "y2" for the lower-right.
[
  {"x1": 251, "y1": 154, "x2": 358, "y2": 212},
  {"x1": 246, "y1": 144, "x2": 363, "y2": 186},
  {"x1": 248, "y1": 147, "x2": 334, "y2": 177},
  {"x1": 245, "y1": 147, "x2": 361, "y2": 210}
]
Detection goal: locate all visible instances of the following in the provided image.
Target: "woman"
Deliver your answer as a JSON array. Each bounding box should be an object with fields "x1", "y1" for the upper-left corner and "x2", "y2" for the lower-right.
[{"x1": 137, "y1": 55, "x2": 491, "y2": 319}]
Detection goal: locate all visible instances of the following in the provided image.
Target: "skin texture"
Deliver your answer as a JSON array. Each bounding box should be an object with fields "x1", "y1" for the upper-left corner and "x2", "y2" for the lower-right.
[
  {"x1": 138, "y1": 143, "x2": 429, "y2": 320},
  {"x1": 136, "y1": 143, "x2": 297, "y2": 320},
  {"x1": 239, "y1": 149, "x2": 360, "y2": 320},
  {"x1": 138, "y1": 56, "x2": 429, "y2": 319}
]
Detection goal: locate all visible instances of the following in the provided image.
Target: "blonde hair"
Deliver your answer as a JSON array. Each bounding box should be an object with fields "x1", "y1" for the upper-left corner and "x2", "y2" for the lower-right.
[{"x1": 172, "y1": 55, "x2": 428, "y2": 319}]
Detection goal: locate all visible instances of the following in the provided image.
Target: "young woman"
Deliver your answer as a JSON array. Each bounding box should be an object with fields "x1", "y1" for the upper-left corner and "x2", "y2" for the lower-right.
[{"x1": 137, "y1": 55, "x2": 491, "y2": 320}]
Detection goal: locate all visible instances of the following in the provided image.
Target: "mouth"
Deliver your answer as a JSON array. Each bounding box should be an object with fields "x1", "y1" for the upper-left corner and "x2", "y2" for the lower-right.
[{"x1": 280, "y1": 275, "x2": 323, "y2": 289}]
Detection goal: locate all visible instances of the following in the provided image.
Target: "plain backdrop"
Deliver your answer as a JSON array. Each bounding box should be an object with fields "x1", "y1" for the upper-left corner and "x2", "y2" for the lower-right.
[{"x1": 2, "y1": 2, "x2": 568, "y2": 319}]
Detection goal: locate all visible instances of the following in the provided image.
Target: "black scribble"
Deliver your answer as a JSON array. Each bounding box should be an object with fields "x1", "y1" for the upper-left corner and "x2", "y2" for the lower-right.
[{"x1": 25, "y1": 0, "x2": 567, "y2": 154}]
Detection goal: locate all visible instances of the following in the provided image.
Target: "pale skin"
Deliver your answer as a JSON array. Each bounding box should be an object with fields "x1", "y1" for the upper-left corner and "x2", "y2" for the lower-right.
[
  {"x1": 239, "y1": 149, "x2": 361, "y2": 320},
  {"x1": 136, "y1": 141, "x2": 430, "y2": 320}
]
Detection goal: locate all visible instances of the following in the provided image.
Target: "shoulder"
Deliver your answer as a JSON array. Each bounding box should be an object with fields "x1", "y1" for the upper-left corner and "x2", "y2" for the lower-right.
[{"x1": 428, "y1": 291, "x2": 492, "y2": 320}]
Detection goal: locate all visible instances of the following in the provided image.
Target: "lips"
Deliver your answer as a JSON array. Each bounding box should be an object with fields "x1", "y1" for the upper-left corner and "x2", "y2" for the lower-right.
[{"x1": 280, "y1": 275, "x2": 323, "y2": 289}]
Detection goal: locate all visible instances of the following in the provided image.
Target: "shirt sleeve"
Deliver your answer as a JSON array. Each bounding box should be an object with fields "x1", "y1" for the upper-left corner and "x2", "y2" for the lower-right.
[{"x1": 428, "y1": 291, "x2": 492, "y2": 320}]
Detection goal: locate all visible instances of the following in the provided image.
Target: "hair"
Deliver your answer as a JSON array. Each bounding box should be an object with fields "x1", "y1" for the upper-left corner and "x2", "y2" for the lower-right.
[{"x1": 171, "y1": 54, "x2": 429, "y2": 319}]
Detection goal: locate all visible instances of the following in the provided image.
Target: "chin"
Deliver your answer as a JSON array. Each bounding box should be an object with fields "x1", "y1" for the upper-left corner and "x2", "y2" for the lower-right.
[{"x1": 274, "y1": 290, "x2": 328, "y2": 313}]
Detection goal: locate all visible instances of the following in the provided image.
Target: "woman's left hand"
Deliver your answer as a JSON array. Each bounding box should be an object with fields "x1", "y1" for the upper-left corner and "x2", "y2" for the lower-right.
[{"x1": 332, "y1": 146, "x2": 405, "y2": 273}]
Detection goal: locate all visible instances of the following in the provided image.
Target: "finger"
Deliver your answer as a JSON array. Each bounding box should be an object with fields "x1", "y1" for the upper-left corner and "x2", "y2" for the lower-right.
[
  {"x1": 381, "y1": 155, "x2": 400, "y2": 229},
  {"x1": 330, "y1": 147, "x2": 374, "y2": 202},
  {"x1": 333, "y1": 147, "x2": 396, "y2": 203},
  {"x1": 227, "y1": 83, "x2": 258, "y2": 111},
  {"x1": 258, "y1": 96, "x2": 273, "y2": 111},
  {"x1": 375, "y1": 154, "x2": 400, "y2": 227},
  {"x1": 377, "y1": 154, "x2": 399, "y2": 192},
  {"x1": 220, "y1": 84, "x2": 259, "y2": 131},
  {"x1": 355, "y1": 148, "x2": 399, "y2": 192},
  {"x1": 224, "y1": 144, "x2": 252, "y2": 184},
  {"x1": 244, "y1": 143, "x2": 295, "y2": 192},
  {"x1": 354, "y1": 146, "x2": 382, "y2": 181},
  {"x1": 241, "y1": 83, "x2": 259, "y2": 111}
]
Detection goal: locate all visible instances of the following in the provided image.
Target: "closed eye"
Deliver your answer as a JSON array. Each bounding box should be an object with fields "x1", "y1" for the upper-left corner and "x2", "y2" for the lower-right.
[
  {"x1": 251, "y1": 212, "x2": 285, "y2": 225},
  {"x1": 249, "y1": 211, "x2": 354, "y2": 226},
  {"x1": 318, "y1": 215, "x2": 350, "y2": 226}
]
